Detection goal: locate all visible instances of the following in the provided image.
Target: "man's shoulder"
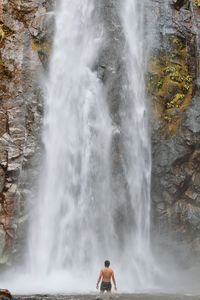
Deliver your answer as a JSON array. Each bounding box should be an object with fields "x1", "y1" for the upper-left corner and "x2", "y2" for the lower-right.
[
  {"x1": 107, "y1": 267, "x2": 114, "y2": 273},
  {"x1": 101, "y1": 267, "x2": 114, "y2": 273}
]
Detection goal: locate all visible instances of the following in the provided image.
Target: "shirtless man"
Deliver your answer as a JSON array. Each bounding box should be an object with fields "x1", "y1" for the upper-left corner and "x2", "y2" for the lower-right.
[{"x1": 96, "y1": 260, "x2": 117, "y2": 293}]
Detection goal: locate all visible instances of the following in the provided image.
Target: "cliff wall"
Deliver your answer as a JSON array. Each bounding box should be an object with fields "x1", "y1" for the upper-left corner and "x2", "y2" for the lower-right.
[
  {"x1": 0, "y1": 0, "x2": 52, "y2": 265},
  {"x1": 149, "y1": 0, "x2": 200, "y2": 256}
]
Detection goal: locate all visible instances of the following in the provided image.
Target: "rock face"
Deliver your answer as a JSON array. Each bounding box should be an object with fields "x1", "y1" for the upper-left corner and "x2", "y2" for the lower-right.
[
  {"x1": 149, "y1": 0, "x2": 200, "y2": 255},
  {"x1": 0, "y1": 0, "x2": 53, "y2": 265}
]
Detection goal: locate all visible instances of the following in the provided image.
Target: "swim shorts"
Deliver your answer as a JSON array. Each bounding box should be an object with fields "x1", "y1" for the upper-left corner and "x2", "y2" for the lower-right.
[{"x1": 100, "y1": 281, "x2": 112, "y2": 292}]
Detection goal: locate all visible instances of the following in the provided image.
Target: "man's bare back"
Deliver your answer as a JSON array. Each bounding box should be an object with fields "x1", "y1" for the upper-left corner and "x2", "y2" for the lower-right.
[
  {"x1": 96, "y1": 260, "x2": 117, "y2": 292},
  {"x1": 100, "y1": 267, "x2": 114, "y2": 282}
]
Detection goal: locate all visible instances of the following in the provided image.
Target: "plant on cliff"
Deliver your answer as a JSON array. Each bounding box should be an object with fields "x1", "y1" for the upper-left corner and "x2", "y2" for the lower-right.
[
  {"x1": 146, "y1": 35, "x2": 193, "y2": 135},
  {"x1": 31, "y1": 38, "x2": 52, "y2": 68},
  {"x1": 0, "y1": 23, "x2": 14, "y2": 42},
  {"x1": 0, "y1": 26, "x2": 5, "y2": 41},
  {"x1": 195, "y1": 0, "x2": 200, "y2": 8},
  {"x1": 172, "y1": 37, "x2": 185, "y2": 50},
  {"x1": 166, "y1": 93, "x2": 185, "y2": 109}
]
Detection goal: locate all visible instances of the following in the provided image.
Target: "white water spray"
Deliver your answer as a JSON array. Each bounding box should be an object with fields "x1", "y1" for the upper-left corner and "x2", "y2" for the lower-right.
[
  {"x1": 1, "y1": 0, "x2": 155, "y2": 293},
  {"x1": 29, "y1": 0, "x2": 112, "y2": 291},
  {"x1": 119, "y1": 0, "x2": 152, "y2": 286},
  {"x1": 28, "y1": 0, "x2": 152, "y2": 292}
]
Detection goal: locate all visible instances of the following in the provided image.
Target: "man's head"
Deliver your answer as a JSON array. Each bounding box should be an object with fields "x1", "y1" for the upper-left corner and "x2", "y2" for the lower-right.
[{"x1": 104, "y1": 260, "x2": 110, "y2": 267}]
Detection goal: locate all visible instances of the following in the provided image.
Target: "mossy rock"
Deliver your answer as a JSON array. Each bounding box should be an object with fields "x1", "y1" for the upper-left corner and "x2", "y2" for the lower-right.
[
  {"x1": 171, "y1": 36, "x2": 186, "y2": 51},
  {"x1": 31, "y1": 38, "x2": 52, "y2": 68},
  {"x1": 166, "y1": 93, "x2": 185, "y2": 109},
  {"x1": 31, "y1": 38, "x2": 51, "y2": 53},
  {"x1": 0, "y1": 28, "x2": 5, "y2": 41},
  {"x1": 0, "y1": 23, "x2": 14, "y2": 43},
  {"x1": 195, "y1": 0, "x2": 200, "y2": 8},
  {"x1": 146, "y1": 35, "x2": 193, "y2": 136}
]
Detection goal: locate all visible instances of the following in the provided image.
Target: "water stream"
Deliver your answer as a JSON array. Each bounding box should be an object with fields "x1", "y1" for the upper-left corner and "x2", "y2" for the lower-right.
[
  {"x1": 27, "y1": 0, "x2": 153, "y2": 292},
  {"x1": 2, "y1": 0, "x2": 155, "y2": 293}
]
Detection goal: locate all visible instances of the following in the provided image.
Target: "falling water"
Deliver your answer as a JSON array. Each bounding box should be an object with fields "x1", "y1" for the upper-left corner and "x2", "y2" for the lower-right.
[
  {"x1": 119, "y1": 0, "x2": 152, "y2": 285},
  {"x1": 20, "y1": 0, "x2": 152, "y2": 293},
  {"x1": 28, "y1": 0, "x2": 112, "y2": 291}
]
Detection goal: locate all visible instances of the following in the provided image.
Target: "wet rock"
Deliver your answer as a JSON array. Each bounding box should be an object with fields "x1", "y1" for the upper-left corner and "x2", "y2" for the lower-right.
[
  {"x1": 162, "y1": 191, "x2": 173, "y2": 204},
  {"x1": 185, "y1": 96, "x2": 200, "y2": 133},
  {"x1": 11, "y1": 294, "x2": 200, "y2": 300},
  {"x1": 0, "y1": 289, "x2": 12, "y2": 300},
  {"x1": 0, "y1": 166, "x2": 5, "y2": 193},
  {"x1": 0, "y1": 0, "x2": 49, "y2": 264},
  {"x1": 191, "y1": 237, "x2": 200, "y2": 254},
  {"x1": 193, "y1": 172, "x2": 200, "y2": 186},
  {"x1": 171, "y1": 0, "x2": 190, "y2": 10},
  {"x1": 157, "y1": 202, "x2": 165, "y2": 211},
  {"x1": 150, "y1": 0, "x2": 200, "y2": 249},
  {"x1": 187, "y1": 205, "x2": 200, "y2": 228},
  {"x1": 0, "y1": 112, "x2": 8, "y2": 137},
  {"x1": 0, "y1": 229, "x2": 6, "y2": 258}
]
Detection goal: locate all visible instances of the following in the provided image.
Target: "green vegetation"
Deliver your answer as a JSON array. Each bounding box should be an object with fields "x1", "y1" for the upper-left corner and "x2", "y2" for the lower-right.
[
  {"x1": 0, "y1": 23, "x2": 13, "y2": 42},
  {"x1": 166, "y1": 93, "x2": 185, "y2": 109},
  {"x1": 0, "y1": 26, "x2": 5, "y2": 41},
  {"x1": 31, "y1": 38, "x2": 51, "y2": 53},
  {"x1": 195, "y1": 0, "x2": 200, "y2": 8},
  {"x1": 171, "y1": 37, "x2": 185, "y2": 51},
  {"x1": 146, "y1": 35, "x2": 193, "y2": 135},
  {"x1": 31, "y1": 37, "x2": 52, "y2": 68}
]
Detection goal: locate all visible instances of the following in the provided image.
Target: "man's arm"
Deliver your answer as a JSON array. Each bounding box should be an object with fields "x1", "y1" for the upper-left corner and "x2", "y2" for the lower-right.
[
  {"x1": 112, "y1": 272, "x2": 117, "y2": 290},
  {"x1": 96, "y1": 270, "x2": 102, "y2": 289}
]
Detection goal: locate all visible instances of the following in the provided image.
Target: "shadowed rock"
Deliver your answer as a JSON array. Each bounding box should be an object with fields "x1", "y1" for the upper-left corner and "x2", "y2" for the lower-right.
[
  {"x1": 171, "y1": 0, "x2": 189, "y2": 10},
  {"x1": 0, "y1": 289, "x2": 12, "y2": 300}
]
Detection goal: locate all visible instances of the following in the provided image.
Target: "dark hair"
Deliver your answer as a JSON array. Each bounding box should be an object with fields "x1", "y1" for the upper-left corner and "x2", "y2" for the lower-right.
[{"x1": 104, "y1": 260, "x2": 110, "y2": 267}]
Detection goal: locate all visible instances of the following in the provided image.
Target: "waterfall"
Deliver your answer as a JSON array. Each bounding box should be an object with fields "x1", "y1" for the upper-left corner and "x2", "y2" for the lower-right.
[
  {"x1": 27, "y1": 0, "x2": 153, "y2": 292},
  {"x1": 2, "y1": 0, "x2": 154, "y2": 293},
  {"x1": 118, "y1": 0, "x2": 152, "y2": 286},
  {"x1": 29, "y1": 0, "x2": 113, "y2": 291}
]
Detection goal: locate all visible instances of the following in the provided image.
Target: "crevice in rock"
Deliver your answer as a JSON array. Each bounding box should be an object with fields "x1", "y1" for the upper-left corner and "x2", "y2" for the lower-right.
[{"x1": 171, "y1": 0, "x2": 190, "y2": 11}]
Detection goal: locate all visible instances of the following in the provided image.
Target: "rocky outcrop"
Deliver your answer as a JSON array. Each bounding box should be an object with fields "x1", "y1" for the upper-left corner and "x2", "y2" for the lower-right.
[
  {"x1": 150, "y1": 0, "x2": 200, "y2": 254},
  {"x1": 0, "y1": 0, "x2": 53, "y2": 265}
]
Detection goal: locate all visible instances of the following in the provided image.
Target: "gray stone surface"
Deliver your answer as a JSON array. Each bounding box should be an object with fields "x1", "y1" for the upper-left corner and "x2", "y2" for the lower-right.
[
  {"x1": 150, "y1": 0, "x2": 200, "y2": 254},
  {"x1": 11, "y1": 294, "x2": 200, "y2": 300},
  {"x1": 0, "y1": 0, "x2": 52, "y2": 265}
]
